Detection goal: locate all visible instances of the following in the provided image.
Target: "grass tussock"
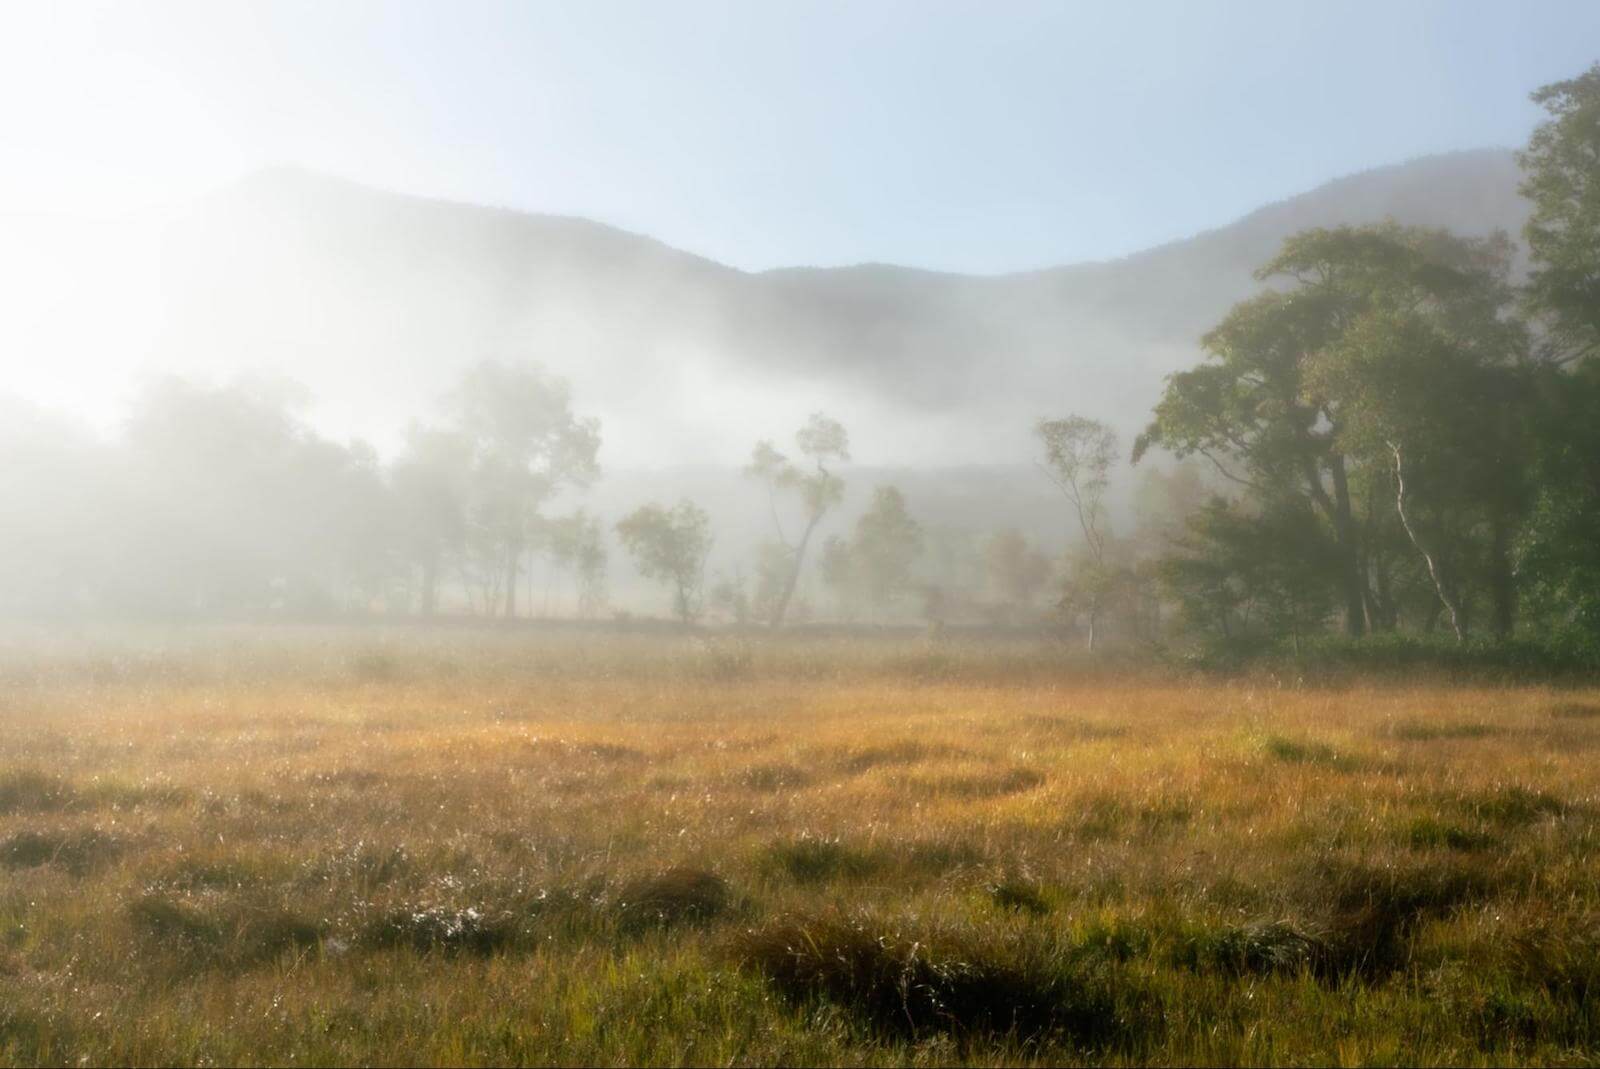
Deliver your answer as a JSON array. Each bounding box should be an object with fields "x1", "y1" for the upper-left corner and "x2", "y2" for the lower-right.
[
  {"x1": 0, "y1": 827, "x2": 121, "y2": 874},
  {"x1": 1305, "y1": 855, "x2": 1500, "y2": 977},
  {"x1": 898, "y1": 764, "x2": 1045, "y2": 799},
  {"x1": 1451, "y1": 785, "x2": 1567, "y2": 827},
  {"x1": 614, "y1": 867, "x2": 732, "y2": 931},
  {"x1": 0, "y1": 768, "x2": 76, "y2": 814},
  {"x1": 827, "y1": 739, "x2": 967, "y2": 774},
  {"x1": 1404, "y1": 816, "x2": 1499, "y2": 852},
  {"x1": 354, "y1": 903, "x2": 518, "y2": 956},
  {"x1": 1261, "y1": 735, "x2": 1338, "y2": 765},
  {"x1": 761, "y1": 835, "x2": 882, "y2": 883},
  {"x1": 1387, "y1": 720, "x2": 1507, "y2": 741},
  {"x1": 128, "y1": 893, "x2": 324, "y2": 969},
  {"x1": 1183, "y1": 919, "x2": 1324, "y2": 976},
  {"x1": 737, "y1": 762, "x2": 811, "y2": 791},
  {"x1": 986, "y1": 876, "x2": 1052, "y2": 915},
  {"x1": 733, "y1": 913, "x2": 1144, "y2": 1045}
]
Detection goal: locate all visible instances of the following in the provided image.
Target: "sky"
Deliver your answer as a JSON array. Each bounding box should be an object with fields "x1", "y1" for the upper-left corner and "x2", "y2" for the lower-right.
[{"x1": 2, "y1": 1, "x2": 1598, "y2": 274}]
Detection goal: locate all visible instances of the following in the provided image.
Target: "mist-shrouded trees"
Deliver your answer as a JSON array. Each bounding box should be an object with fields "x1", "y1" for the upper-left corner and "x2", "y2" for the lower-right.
[
  {"x1": 390, "y1": 425, "x2": 472, "y2": 616},
  {"x1": 451, "y1": 361, "x2": 601, "y2": 618},
  {"x1": 1037, "y1": 415, "x2": 1119, "y2": 650},
  {"x1": 983, "y1": 529, "x2": 1052, "y2": 620},
  {"x1": 745, "y1": 413, "x2": 850, "y2": 627},
  {"x1": 817, "y1": 485, "x2": 923, "y2": 618},
  {"x1": 0, "y1": 398, "x2": 114, "y2": 615},
  {"x1": 538, "y1": 510, "x2": 608, "y2": 619},
  {"x1": 616, "y1": 500, "x2": 712, "y2": 625},
  {"x1": 1158, "y1": 496, "x2": 1342, "y2": 652},
  {"x1": 118, "y1": 376, "x2": 395, "y2": 615},
  {"x1": 1136, "y1": 223, "x2": 1527, "y2": 640}
]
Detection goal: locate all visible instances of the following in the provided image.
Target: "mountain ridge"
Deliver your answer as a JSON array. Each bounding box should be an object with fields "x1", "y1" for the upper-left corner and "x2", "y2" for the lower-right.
[{"x1": 0, "y1": 148, "x2": 1530, "y2": 467}]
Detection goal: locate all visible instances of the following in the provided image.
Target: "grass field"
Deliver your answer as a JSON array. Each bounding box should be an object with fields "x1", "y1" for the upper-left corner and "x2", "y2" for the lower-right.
[{"x1": 2, "y1": 627, "x2": 1599, "y2": 1066}]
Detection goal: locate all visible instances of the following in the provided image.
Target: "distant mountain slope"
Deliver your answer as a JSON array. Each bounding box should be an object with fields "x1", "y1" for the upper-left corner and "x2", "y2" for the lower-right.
[{"x1": 1, "y1": 149, "x2": 1527, "y2": 466}]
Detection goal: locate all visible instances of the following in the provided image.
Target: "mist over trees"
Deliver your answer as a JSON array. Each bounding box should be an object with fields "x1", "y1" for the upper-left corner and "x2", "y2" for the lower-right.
[{"x1": 2, "y1": 62, "x2": 1599, "y2": 657}]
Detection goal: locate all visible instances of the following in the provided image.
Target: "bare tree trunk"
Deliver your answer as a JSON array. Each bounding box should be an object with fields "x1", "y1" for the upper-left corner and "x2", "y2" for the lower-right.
[{"x1": 1390, "y1": 443, "x2": 1463, "y2": 644}]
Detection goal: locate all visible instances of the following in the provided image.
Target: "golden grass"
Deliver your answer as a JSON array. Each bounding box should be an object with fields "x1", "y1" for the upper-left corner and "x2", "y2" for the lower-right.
[{"x1": 1, "y1": 628, "x2": 1598, "y2": 1064}]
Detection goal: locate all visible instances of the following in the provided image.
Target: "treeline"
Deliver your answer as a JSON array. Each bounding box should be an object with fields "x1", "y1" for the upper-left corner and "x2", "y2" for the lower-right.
[
  {"x1": 1132, "y1": 63, "x2": 1600, "y2": 650},
  {"x1": 3, "y1": 63, "x2": 1598, "y2": 652}
]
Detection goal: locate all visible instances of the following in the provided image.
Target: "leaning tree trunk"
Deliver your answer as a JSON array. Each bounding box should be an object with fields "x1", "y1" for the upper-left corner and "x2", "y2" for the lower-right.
[
  {"x1": 769, "y1": 513, "x2": 822, "y2": 628},
  {"x1": 1390, "y1": 443, "x2": 1463, "y2": 644}
]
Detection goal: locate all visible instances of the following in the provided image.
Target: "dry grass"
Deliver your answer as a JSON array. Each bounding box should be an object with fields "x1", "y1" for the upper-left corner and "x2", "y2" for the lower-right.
[{"x1": 0, "y1": 626, "x2": 1598, "y2": 1064}]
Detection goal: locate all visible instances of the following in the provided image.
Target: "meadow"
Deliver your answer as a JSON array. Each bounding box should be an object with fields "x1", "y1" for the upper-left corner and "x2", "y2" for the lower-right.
[{"x1": 2, "y1": 626, "x2": 1599, "y2": 1066}]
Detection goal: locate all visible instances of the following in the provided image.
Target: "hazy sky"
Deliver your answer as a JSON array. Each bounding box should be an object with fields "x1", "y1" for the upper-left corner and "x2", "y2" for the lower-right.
[{"x1": 2, "y1": 1, "x2": 1598, "y2": 273}]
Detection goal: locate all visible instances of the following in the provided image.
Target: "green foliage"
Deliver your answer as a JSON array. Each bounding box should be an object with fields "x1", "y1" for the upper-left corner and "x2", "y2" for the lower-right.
[
  {"x1": 615, "y1": 500, "x2": 713, "y2": 624},
  {"x1": 745, "y1": 413, "x2": 851, "y2": 626},
  {"x1": 820, "y1": 485, "x2": 924, "y2": 616},
  {"x1": 1158, "y1": 496, "x2": 1341, "y2": 649},
  {"x1": 1520, "y1": 61, "x2": 1600, "y2": 363}
]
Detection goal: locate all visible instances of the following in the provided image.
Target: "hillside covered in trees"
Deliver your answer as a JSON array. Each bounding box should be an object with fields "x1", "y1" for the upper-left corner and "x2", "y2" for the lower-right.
[{"x1": 3, "y1": 64, "x2": 1598, "y2": 665}]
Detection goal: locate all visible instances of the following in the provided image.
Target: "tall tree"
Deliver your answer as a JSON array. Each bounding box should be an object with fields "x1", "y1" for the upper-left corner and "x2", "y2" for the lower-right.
[
  {"x1": 390, "y1": 425, "x2": 472, "y2": 616},
  {"x1": 983, "y1": 528, "x2": 1052, "y2": 612},
  {"x1": 616, "y1": 500, "x2": 712, "y2": 625},
  {"x1": 451, "y1": 362, "x2": 600, "y2": 619},
  {"x1": 1516, "y1": 63, "x2": 1600, "y2": 637},
  {"x1": 849, "y1": 485, "x2": 924, "y2": 614},
  {"x1": 1158, "y1": 496, "x2": 1342, "y2": 652},
  {"x1": 1136, "y1": 224, "x2": 1524, "y2": 637},
  {"x1": 745, "y1": 413, "x2": 849, "y2": 627},
  {"x1": 1519, "y1": 61, "x2": 1600, "y2": 366},
  {"x1": 1037, "y1": 415, "x2": 1117, "y2": 649},
  {"x1": 541, "y1": 509, "x2": 607, "y2": 618}
]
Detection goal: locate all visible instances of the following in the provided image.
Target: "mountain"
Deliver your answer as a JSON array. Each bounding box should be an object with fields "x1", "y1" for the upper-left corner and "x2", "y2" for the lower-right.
[{"x1": 1, "y1": 149, "x2": 1527, "y2": 468}]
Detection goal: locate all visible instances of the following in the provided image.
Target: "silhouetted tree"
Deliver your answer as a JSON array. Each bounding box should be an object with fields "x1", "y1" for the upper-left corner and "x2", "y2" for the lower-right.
[{"x1": 745, "y1": 413, "x2": 849, "y2": 627}]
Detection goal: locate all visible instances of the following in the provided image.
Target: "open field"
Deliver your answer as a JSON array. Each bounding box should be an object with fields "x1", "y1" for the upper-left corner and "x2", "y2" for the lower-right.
[{"x1": 2, "y1": 628, "x2": 1600, "y2": 1066}]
